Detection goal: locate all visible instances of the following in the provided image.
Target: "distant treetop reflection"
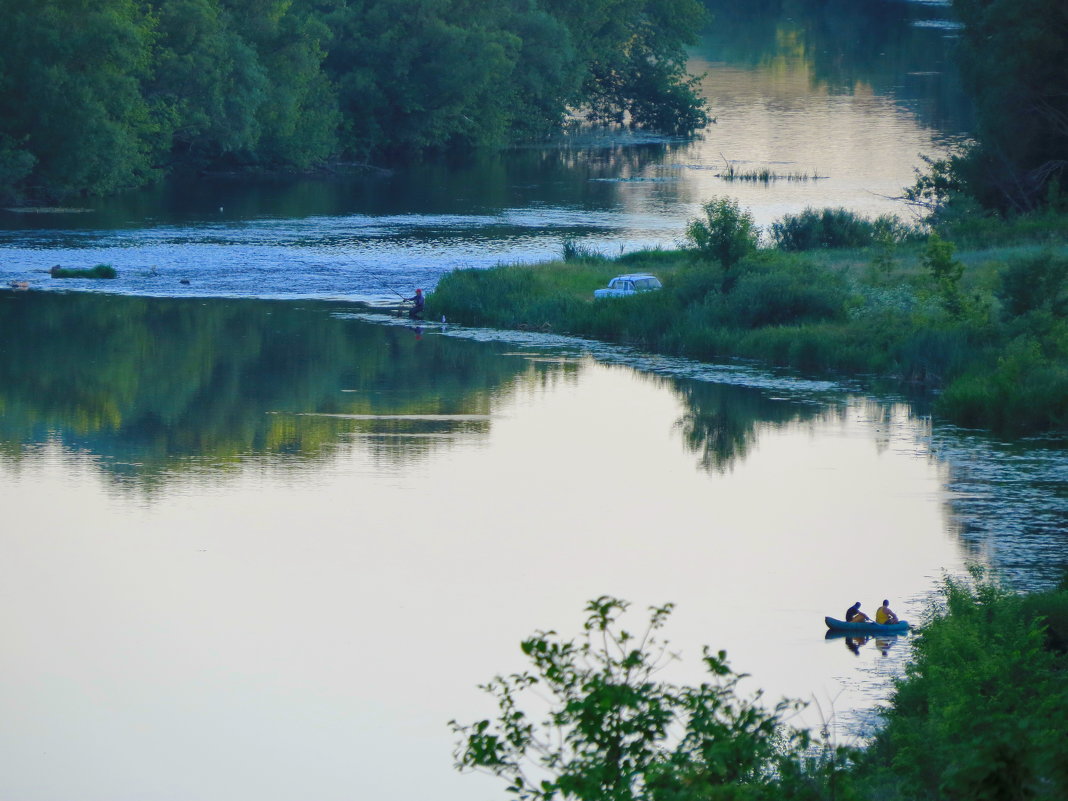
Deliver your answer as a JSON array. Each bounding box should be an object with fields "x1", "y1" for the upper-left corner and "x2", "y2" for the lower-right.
[
  {"x1": 0, "y1": 292, "x2": 852, "y2": 492},
  {"x1": 699, "y1": 0, "x2": 973, "y2": 134},
  {"x1": 0, "y1": 293, "x2": 531, "y2": 491},
  {"x1": 672, "y1": 379, "x2": 823, "y2": 473}
]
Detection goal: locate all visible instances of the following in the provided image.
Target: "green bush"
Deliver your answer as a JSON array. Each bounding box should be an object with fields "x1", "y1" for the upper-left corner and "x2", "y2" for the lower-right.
[
  {"x1": 49, "y1": 264, "x2": 117, "y2": 279},
  {"x1": 574, "y1": 288, "x2": 680, "y2": 346},
  {"x1": 998, "y1": 251, "x2": 1068, "y2": 317},
  {"x1": 938, "y1": 334, "x2": 1068, "y2": 433},
  {"x1": 1020, "y1": 582, "x2": 1068, "y2": 654},
  {"x1": 665, "y1": 263, "x2": 728, "y2": 306},
  {"x1": 426, "y1": 261, "x2": 618, "y2": 329},
  {"x1": 700, "y1": 261, "x2": 848, "y2": 330},
  {"x1": 921, "y1": 233, "x2": 965, "y2": 315},
  {"x1": 858, "y1": 569, "x2": 1068, "y2": 801},
  {"x1": 562, "y1": 239, "x2": 609, "y2": 263},
  {"x1": 685, "y1": 197, "x2": 760, "y2": 271},
  {"x1": 769, "y1": 208, "x2": 907, "y2": 252}
]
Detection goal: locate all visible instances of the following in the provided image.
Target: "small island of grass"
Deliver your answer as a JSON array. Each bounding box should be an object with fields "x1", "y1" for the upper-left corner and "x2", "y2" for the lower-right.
[{"x1": 49, "y1": 264, "x2": 118, "y2": 279}]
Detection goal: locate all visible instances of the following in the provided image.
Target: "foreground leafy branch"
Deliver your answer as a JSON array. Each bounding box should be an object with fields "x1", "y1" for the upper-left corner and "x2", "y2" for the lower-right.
[{"x1": 450, "y1": 596, "x2": 812, "y2": 801}]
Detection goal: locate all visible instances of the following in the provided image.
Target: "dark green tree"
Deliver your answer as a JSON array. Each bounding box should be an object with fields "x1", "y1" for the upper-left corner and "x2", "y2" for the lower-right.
[
  {"x1": 950, "y1": 0, "x2": 1068, "y2": 211},
  {"x1": 146, "y1": 0, "x2": 269, "y2": 166},
  {"x1": 490, "y1": 0, "x2": 583, "y2": 141},
  {"x1": 322, "y1": 0, "x2": 523, "y2": 157},
  {"x1": 542, "y1": 0, "x2": 709, "y2": 132},
  {"x1": 0, "y1": 0, "x2": 161, "y2": 200},
  {"x1": 0, "y1": 0, "x2": 711, "y2": 199},
  {"x1": 217, "y1": 0, "x2": 339, "y2": 166}
]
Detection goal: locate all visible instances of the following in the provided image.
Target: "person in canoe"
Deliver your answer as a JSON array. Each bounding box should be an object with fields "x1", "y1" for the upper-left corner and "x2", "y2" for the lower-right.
[
  {"x1": 405, "y1": 288, "x2": 425, "y2": 319},
  {"x1": 845, "y1": 601, "x2": 871, "y2": 623},
  {"x1": 875, "y1": 599, "x2": 899, "y2": 625}
]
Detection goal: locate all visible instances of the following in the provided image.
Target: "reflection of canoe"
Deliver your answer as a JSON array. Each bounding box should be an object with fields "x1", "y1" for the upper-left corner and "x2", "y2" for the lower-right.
[
  {"x1": 825, "y1": 616, "x2": 910, "y2": 634},
  {"x1": 824, "y1": 629, "x2": 904, "y2": 642}
]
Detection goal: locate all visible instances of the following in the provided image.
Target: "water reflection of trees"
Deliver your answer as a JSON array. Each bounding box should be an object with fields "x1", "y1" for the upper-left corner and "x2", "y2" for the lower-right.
[
  {"x1": 0, "y1": 293, "x2": 535, "y2": 488},
  {"x1": 700, "y1": 0, "x2": 974, "y2": 133},
  {"x1": 671, "y1": 379, "x2": 824, "y2": 472},
  {"x1": 4, "y1": 141, "x2": 672, "y2": 235},
  {"x1": 1, "y1": 292, "x2": 943, "y2": 491}
]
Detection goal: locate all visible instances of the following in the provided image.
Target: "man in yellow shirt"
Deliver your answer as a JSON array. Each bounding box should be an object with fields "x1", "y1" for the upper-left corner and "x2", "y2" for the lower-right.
[{"x1": 875, "y1": 600, "x2": 899, "y2": 625}]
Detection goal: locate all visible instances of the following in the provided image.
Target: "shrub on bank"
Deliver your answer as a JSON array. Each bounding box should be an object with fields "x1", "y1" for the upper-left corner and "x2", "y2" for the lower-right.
[
  {"x1": 685, "y1": 196, "x2": 760, "y2": 272},
  {"x1": 997, "y1": 251, "x2": 1068, "y2": 317},
  {"x1": 451, "y1": 579, "x2": 1068, "y2": 801},
  {"x1": 769, "y1": 208, "x2": 914, "y2": 251},
  {"x1": 701, "y1": 258, "x2": 849, "y2": 329},
  {"x1": 857, "y1": 569, "x2": 1068, "y2": 800},
  {"x1": 937, "y1": 334, "x2": 1068, "y2": 432},
  {"x1": 427, "y1": 261, "x2": 617, "y2": 328},
  {"x1": 561, "y1": 238, "x2": 609, "y2": 263},
  {"x1": 451, "y1": 596, "x2": 857, "y2": 801},
  {"x1": 937, "y1": 206, "x2": 1068, "y2": 249}
]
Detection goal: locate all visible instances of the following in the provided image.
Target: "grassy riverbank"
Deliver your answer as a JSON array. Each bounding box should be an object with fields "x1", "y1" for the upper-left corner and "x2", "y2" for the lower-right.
[{"x1": 427, "y1": 208, "x2": 1068, "y2": 435}]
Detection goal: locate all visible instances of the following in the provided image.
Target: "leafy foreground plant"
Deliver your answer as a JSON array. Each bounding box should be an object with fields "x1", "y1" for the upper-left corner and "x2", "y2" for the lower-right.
[
  {"x1": 450, "y1": 596, "x2": 844, "y2": 801},
  {"x1": 858, "y1": 567, "x2": 1068, "y2": 800}
]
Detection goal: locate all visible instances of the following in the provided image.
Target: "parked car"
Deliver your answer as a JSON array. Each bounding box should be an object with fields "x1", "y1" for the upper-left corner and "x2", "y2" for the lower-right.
[{"x1": 593, "y1": 273, "x2": 663, "y2": 299}]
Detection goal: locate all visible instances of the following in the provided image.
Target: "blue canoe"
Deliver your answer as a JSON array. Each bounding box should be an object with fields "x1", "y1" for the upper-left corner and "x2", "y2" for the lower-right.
[{"x1": 825, "y1": 616, "x2": 910, "y2": 634}]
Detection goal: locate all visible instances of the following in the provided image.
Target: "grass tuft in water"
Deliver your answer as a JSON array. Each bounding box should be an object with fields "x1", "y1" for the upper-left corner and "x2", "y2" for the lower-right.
[
  {"x1": 714, "y1": 158, "x2": 826, "y2": 183},
  {"x1": 49, "y1": 264, "x2": 117, "y2": 279}
]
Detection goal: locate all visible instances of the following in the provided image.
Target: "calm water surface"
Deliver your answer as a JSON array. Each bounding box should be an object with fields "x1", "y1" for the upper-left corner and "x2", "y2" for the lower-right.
[
  {"x1": 2, "y1": 3, "x2": 1066, "y2": 800},
  {"x1": 1, "y1": 294, "x2": 1066, "y2": 801}
]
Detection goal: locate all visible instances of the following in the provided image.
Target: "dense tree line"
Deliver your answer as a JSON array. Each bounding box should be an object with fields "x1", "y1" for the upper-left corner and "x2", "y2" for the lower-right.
[
  {"x1": 928, "y1": 0, "x2": 1068, "y2": 213},
  {"x1": 0, "y1": 0, "x2": 708, "y2": 202}
]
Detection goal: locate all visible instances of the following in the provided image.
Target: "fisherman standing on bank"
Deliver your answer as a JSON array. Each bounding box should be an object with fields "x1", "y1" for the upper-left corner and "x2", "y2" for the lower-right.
[{"x1": 405, "y1": 288, "x2": 425, "y2": 319}]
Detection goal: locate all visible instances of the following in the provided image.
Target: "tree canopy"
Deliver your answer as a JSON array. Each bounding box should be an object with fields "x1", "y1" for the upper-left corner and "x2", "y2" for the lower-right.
[
  {"x1": 0, "y1": 0, "x2": 708, "y2": 202},
  {"x1": 944, "y1": 0, "x2": 1068, "y2": 212}
]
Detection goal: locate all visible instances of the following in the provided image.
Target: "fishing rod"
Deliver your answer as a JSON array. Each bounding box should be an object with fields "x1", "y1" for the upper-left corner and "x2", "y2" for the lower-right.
[{"x1": 363, "y1": 267, "x2": 409, "y2": 301}]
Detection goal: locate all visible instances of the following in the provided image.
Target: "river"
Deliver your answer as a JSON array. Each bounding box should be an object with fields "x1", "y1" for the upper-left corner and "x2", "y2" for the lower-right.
[
  {"x1": 1, "y1": 3, "x2": 1066, "y2": 801},
  {"x1": 0, "y1": 1, "x2": 970, "y2": 302}
]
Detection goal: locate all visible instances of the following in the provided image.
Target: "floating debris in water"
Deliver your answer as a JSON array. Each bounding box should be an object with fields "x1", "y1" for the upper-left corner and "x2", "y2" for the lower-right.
[
  {"x1": 588, "y1": 176, "x2": 679, "y2": 183},
  {"x1": 2, "y1": 206, "x2": 94, "y2": 214},
  {"x1": 910, "y1": 19, "x2": 963, "y2": 30}
]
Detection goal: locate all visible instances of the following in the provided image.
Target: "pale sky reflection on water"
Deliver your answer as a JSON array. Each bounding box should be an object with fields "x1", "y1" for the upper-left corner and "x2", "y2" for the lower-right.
[{"x1": 0, "y1": 359, "x2": 969, "y2": 801}]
